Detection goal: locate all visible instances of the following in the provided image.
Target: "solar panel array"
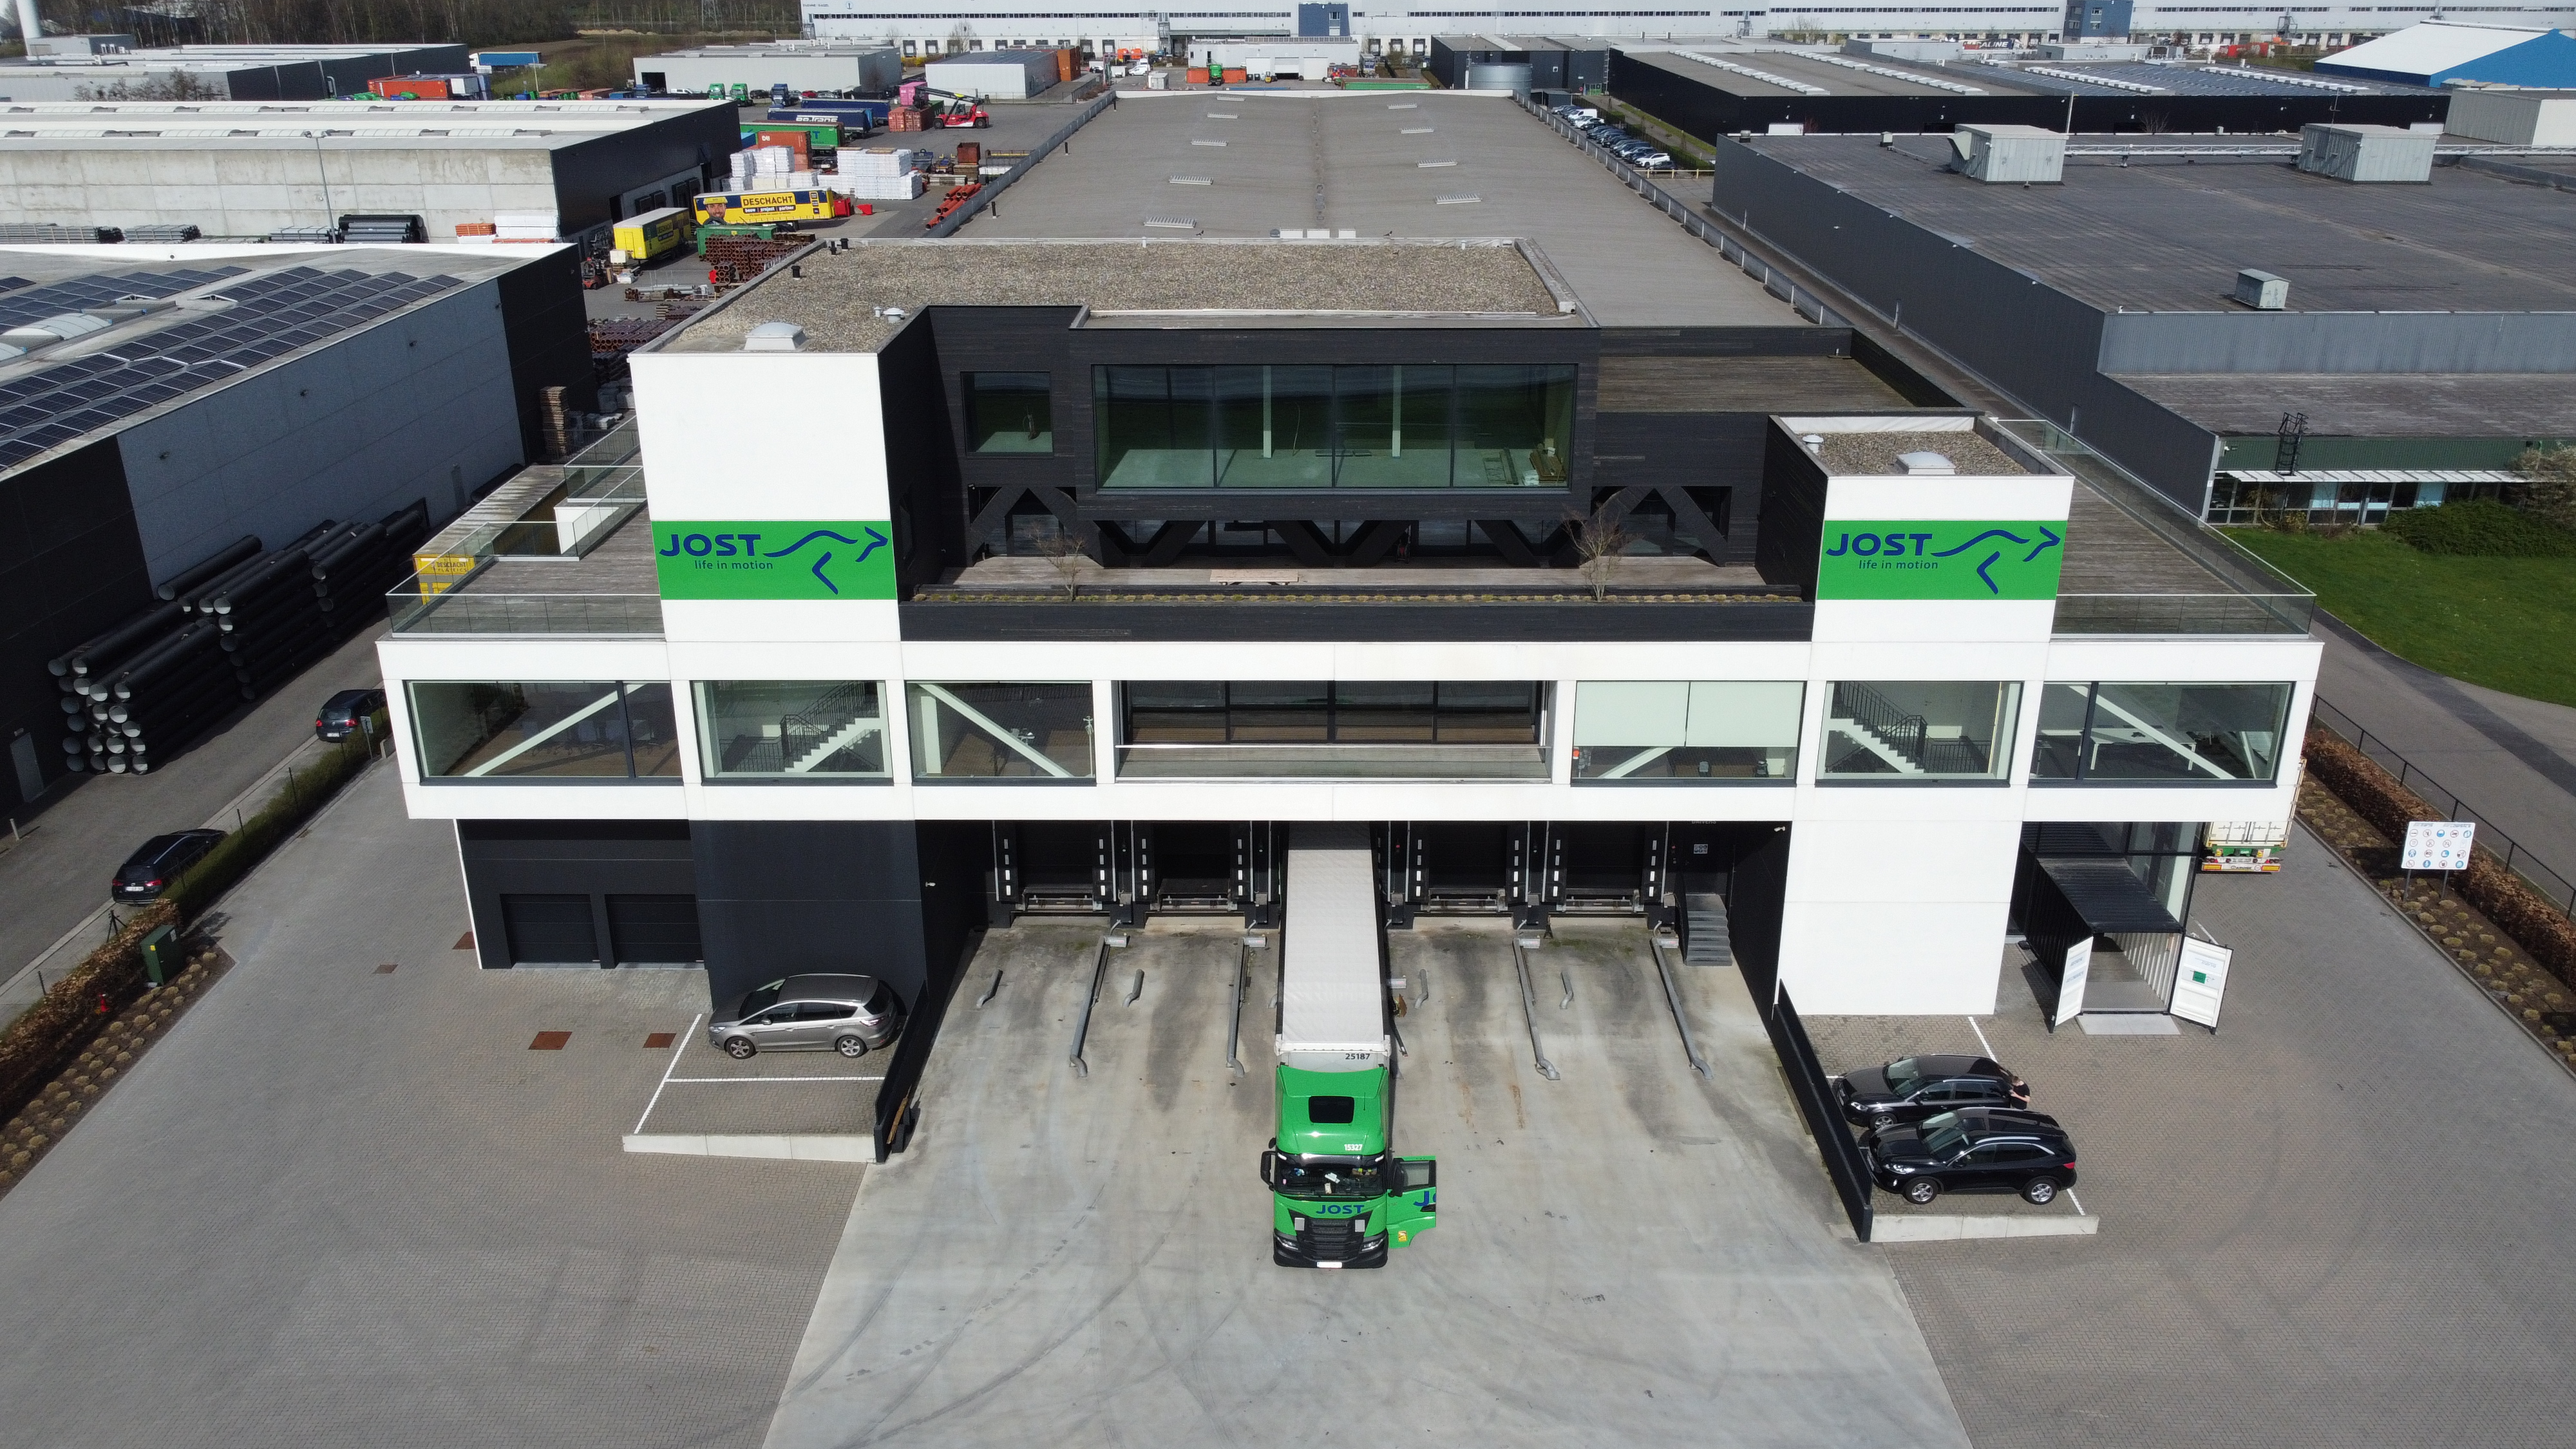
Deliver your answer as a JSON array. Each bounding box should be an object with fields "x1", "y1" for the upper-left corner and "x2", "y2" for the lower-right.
[
  {"x1": 0, "y1": 264, "x2": 464, "y2": 471},
  {"x1": 0, "y1": 266, "x2": 244, "y2": 331}
]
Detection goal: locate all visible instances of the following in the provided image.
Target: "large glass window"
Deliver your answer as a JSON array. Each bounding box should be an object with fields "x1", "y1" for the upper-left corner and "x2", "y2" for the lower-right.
[
  {"x1": 2030, "y1": 682, "x2": 2292, "y2": 784},
  {"x1": 965, "y1": 372, "x2": 1053, "y2": 453},
  {"x1": 1819, "y1": 681, "x2": 2021, "y2": 782},
  {"x1": 1117, "y1": 681, "x2": 1548, "y2": 778},
  {"x1": 907, "y1": 683, "x2": 1095, "y2": 782},
  {"x1": 410, "y1": 681, "x2": 680, "y2": 781},
  {"x1": 695, "y1": 681, "x2": 890, "y2": 780},
  {"x1": 1573, "y1": 681, "x2": 1803, "y2": 783},
  {"x1": 1092, "y1": 363, "x2": 1574, "y2": 490}
]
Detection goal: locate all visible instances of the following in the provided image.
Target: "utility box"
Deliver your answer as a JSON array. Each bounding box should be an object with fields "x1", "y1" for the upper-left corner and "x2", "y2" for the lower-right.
[
  {"x1": 1955, "y1": 124, "x2": 2065, "y2": 184},
  {"x1": 139, "y1": 923, "x2": 177, "y2": 988},
  {"x1": 2297, "y1": 123, "x2": 2434, "y2": 183},
  {"x1": 2232, "y1": 269, "x2": 2289, "y2": 310}
]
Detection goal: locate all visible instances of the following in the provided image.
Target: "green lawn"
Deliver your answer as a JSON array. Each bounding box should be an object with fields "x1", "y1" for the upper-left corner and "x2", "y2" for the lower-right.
[{"x1": 2226, "y1": 528, "x2": 2576, "y2": 708}]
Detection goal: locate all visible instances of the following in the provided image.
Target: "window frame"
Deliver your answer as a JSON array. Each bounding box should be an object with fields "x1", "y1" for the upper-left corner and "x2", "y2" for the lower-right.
[
  {"x1": 2029, "y1": 680, "x2": 2295, "y2": 788},
  {"x1": 691, "y1": 679, "x2": 895, "y2": 785},
  {"x1": 1814, "y1": 679, "x2": 2024, "y2": 787},
  {"x1": 406, "y1": 679, "x2": 681, "y2": 784}
]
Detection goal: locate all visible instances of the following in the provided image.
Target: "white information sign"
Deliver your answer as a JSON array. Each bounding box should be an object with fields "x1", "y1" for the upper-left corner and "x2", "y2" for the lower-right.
[
  {"x1": 2400, "y1": 820, "x2": 2476, "y2": 873},
  {"x1": 2053, "y1": 936, "x2": 2092, "y2": 1028},
  {"x1": 2170, "y1": 937, "x2": 2233, "y2": 1030}
]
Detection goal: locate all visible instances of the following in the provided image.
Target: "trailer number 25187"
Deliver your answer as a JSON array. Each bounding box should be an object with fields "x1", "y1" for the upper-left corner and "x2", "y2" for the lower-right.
[{"x1": 1345, "y1": 1052, "x2": 1372, "y2": 1060}]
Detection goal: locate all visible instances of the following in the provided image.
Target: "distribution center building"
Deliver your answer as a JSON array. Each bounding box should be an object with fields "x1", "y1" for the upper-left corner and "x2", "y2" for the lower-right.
[{"x1": 375, "y1": 91, "x2": 2318, "y2": 1025}]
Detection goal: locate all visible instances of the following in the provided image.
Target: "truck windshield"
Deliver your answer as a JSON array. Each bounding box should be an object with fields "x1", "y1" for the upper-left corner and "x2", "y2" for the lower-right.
[{"x1": 1273, "y1": 1157, "x2": 1385, "y2": 1200}]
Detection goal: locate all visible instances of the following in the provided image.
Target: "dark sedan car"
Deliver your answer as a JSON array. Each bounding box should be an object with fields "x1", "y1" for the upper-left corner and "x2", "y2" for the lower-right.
[
  {"x1": 1863, "y1": 1108, "x2": 2078, "y2": 1206},
  {"x1": 112, "y1": 828, "x2": 225, "y2": 901},
  {"x1": 314, "y1": 687, "x2": 386, "y2": 741},
  {"x1": 1834, "y1": 1054, "x2": 2029, "y2": 1126}
]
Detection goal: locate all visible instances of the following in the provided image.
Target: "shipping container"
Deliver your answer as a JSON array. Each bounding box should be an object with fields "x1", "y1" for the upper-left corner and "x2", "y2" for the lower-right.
[
  {"x1": 744, "y1": 120, "x2": 843, "y2": 151},
  {"x1": 612, "y1": 207, "x2": 691, "y2": 263}
]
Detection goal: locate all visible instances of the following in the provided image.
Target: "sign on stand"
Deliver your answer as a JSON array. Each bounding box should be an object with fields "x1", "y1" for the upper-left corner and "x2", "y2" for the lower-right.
[
  {"x1": 2170, "y1": 936, "x2": 2233, "y2": 1031},
  {"x1": 2400, "y1": 820, "x2": 2476, "y2": 873},
  {"x1": 2052, "y1": 936, "x2": 2092, "y2": 1029}
]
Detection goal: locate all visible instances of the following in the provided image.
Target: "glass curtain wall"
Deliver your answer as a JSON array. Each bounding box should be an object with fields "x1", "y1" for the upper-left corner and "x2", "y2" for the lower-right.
[
  {"x1": 1819, "y1": 681, "x2": 2021, "y2": 782},
  {"x1": 1119, "y1": 681, "x2": 1548, "y2": 777},
  {"x1": 907, "y1": 683, "x2": 1095, "y2": 781},
  {"x1": 1094, "y1": 364, "x2": 1573, "y2": 490},
  {"x1": 695, "y1": 681, "x2": 890, "y2": 780},
  {"x1": 965, "y1": 372, "x2": 1053, "y2": 453},
  {"x1": 1572, "y1": 681, "x2": 1803, "y2": 782},
  {"x1": 2030, "y1": 682, "x2": 2292, "y2": 783},
  {"x1": 410, "y1": 681, "x2": 680, "y2": 780}
]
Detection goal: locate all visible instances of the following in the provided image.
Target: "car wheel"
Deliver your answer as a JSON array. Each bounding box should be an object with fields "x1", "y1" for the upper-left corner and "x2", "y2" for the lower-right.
[
  {"x1": 722, "y1": 1036, "x2": 757, "y2": 1059},
  {"x1": 2022, "y1": 1176, "x2": 2060, "y2": 1206},
  {"x1": 1903, "y1": 1177, "x2": 1942, "y2": 1206},
  {"x1": 834, "y1": 1035, "x2": 867, "y2": 1059}
]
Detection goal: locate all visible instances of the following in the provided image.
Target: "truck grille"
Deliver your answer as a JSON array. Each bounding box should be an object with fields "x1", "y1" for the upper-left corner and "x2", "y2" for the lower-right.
[{"x1": 1294, "y1": 1216, "x2": 1360, "y2": 1262}]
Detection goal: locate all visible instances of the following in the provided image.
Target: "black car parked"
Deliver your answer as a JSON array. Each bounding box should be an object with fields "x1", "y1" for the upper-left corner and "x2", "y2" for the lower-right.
[
  {"x1": 112, "y1": 829, "x2": 225, "y2": 901},
  {"x1": 314, "y1": 687, "x2": 386, "y2": 742},
  {"x1": 1834, "y1": 1054, "x2": 2029, "y2": 1126},
  {"x1": 1863, "y1": 1108, "x2": 2078, "y2": 1206}
]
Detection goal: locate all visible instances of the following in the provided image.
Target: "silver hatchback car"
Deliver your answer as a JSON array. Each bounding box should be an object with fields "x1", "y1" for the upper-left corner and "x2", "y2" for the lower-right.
[{"x1": 708, "y1": 974, "x2": 904, "y2": 1059}]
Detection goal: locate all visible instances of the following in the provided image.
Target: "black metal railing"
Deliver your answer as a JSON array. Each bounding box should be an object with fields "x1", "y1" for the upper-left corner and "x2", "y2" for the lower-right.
[
  {"x1": 1832, "y1": 683, "x2": 1928, "y2": 772},
  {"x1": 1757, "y1": 985, "x2": 1875, "y2": 1243},
  {"x1": 778, "y1": 683, "x2": 872, "y2": 773},
  {"x1": 2309, "y1": 697, "x2": 2576, "y2": 920}
]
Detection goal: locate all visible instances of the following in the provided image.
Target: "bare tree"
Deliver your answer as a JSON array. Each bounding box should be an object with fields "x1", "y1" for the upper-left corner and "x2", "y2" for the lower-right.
[
  {"x1": 1564, "y1": 503, "x2": 1632, "y2": 603},
  {"x1": 1036, "y1": 521, "x2": 1090, "y2": 601}
]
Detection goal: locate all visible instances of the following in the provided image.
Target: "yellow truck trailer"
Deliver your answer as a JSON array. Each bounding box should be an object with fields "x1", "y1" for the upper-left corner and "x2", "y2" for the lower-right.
[{"x1": 611, "y1": 205, "x2": 691, "y2": 262}]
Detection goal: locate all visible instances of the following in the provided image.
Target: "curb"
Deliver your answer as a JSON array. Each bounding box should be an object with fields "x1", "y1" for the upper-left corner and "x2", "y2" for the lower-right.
[
  {"x1": 1868, "y1": 1213, "x2": 2099, "y2": 1242},
  {"x1": 623, "y1": 1132, "x2": 872, "y2": 1162}
]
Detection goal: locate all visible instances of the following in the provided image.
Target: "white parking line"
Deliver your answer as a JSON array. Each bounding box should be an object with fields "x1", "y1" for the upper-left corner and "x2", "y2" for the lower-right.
[
  {"x1": 632, "y1": 1012, "x2": 701, "y2": 1135},
  {"x1": 1965, "y1": 1014, "x2": 1996, "y2": 1058},
  {"x1": 2067, "y1": 1190, "x2": 2087, "y2": 1216},
  {"x1": 665, "y1": 1075, "x2": 886, "y2": 1084}
]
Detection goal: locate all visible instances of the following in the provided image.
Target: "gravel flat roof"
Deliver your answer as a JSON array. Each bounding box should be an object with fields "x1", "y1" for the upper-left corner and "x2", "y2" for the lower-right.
[{"x1": 663, "y1": 236, "x2": 1574, "y2": 354}]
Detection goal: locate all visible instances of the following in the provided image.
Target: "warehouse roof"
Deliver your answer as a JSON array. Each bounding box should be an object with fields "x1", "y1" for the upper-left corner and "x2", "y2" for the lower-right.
[
  {"x1": 662, "y1": 238, "x2": 1577, "y2": 354},
  {"x1": 1743, "y1": 133, "x2": 2576, "y2": 314},
  {"x1": 2116, "y1": 372, "x2": 2576, "y2": 437},
  {"x1": 0, "y1": 98, "x2": 729, "y2": 147},
  {"x1": 0, "y1": 243, "x2": 531, "y2": 477},
  {"x1": 952, "y1": 91, "x2": 1801, "y2": 327},
  {"x1": 1620, "y1": 46, "x2": 2000, "y2": 100}
]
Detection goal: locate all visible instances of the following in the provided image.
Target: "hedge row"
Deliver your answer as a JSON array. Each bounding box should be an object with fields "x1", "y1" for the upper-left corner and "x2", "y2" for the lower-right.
[
  {"x1": 2304, "y1": 727, "x2": 2576, "y2": 992},
  {"x1": 0, "y1": 721, "x2": 384, "y2": 1128}
]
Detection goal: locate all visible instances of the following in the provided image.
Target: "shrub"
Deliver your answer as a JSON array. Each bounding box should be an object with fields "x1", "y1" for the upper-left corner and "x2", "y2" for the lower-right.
[
  {"x1": 2511, "y1": 445, "x2": 2576, "y2": 533},
  {"x1": 2380, "y1": 498, "x2": 2576, "y2": 557},
  {"x1": 0, "y1": 903, "x2": 175, "y2": 1124},
  {"x1": 167, "y1": 723, "x2": 381, "y2": 918}
]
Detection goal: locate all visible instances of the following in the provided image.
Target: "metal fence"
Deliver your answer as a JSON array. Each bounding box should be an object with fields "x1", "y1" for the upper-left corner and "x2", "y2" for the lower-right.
[{"x1": 2309, "y1": 696, "x2": 2576, "y2": 920}]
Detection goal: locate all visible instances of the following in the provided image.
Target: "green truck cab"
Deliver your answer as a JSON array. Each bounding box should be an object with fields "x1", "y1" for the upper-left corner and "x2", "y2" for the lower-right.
[{"x1": 1263, "y1": 1064, "x2": 1437, "y2": 1269}]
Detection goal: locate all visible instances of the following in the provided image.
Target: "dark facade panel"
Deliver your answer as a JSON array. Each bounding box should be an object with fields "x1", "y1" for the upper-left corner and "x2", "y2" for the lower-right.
[
  {"x1": 881, "y1": 314, "x2": 965, "y2": 592},
  {"x1": 0, "y1": 438, "x2": 150, "y2": 807},
  {"x1": 549, "y1": 105, "x2": 738, "y2": 235},
  {"x1": 457, "y1": 819, "x2": 696, "y2": 971},
  {"x1": 493, "y1": 251, "x2": 600, "y2": 459},
  {"x1": 691, "y1": 819, "x2": 988, "y2": 1017},
  {"x1": 898, "y1": 599, "x2": 1812, "y2": 641}
]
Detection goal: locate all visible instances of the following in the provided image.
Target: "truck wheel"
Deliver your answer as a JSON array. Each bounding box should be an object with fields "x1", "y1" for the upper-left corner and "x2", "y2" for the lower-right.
[
  {"x1": 723, "y1": 1036, "x2": 757, "y2": 1059},
  {"x1": 834, "y1": 1035, "x2": 868, "y2": 1059}
]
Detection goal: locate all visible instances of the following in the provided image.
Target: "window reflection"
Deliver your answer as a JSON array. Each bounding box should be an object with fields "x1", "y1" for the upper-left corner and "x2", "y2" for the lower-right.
[{"x1": 1094, "y1": 363, "x2": 1573, "y2": 489}]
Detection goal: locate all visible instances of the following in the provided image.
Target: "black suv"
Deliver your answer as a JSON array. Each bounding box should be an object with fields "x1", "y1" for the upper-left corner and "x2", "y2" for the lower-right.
[
  {"x1": 314, "y1": 687, "x2": 386, "y2": 742},
  {"x1": 1863, "y1": 1108, "x2": 2078, "y2": 1206},
  {"x1": 112, "y1": 829, "x2": 225, "y2": 901},
  {"x1": 1834, "y1": 1054, "x2": 2029, "y2": 1126}
]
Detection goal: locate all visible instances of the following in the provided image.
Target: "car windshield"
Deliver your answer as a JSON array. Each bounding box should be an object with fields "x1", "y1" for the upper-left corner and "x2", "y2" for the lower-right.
[
  {"x1": 1883, "y1": 1057, "x2": 1925, "y2": 1093},
  {"x1": 1918, "y1": 1112, "x2": 1968, "y2": 1159},
  {"x1": 1273, "y1": 1157, "x2": 1385, "y2": 1200},
  {"x1": 737, "y1": 984, "x2": 783, "y2": 1017}
]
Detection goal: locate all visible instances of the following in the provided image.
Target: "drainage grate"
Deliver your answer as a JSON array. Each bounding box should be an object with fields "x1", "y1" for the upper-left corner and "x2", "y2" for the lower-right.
[
  {"x1": 529, "y1": 1031, "x2": 571, "y2": 1050},
  {"x1": 644, "y1": 1032, "x2": 676, "y2": 1048},
  {"x1": 375, "y1": 963, "x2": 398, "y2": 974},
  {"x1": 454, "y1": 932, "x2": 475, "y2": 950}
]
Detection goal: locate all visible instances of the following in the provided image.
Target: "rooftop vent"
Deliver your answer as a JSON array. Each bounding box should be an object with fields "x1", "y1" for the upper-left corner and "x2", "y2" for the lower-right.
[
  {"x1": 1896, "y1": 451, "x2": 1956, "y2": 476},
  {"x1": 1952, "y1": 124, "x2": 2063, "y2": 185},
  {"x1": 2296, "y1": 123, "x2": 2433, "y2": 184},
  {"x1": 743, "y1": 321, "x2": 805, "y2": 352},
  {"x1": 2233, "y1": 269, "x2": 2288, "y2": 310}
]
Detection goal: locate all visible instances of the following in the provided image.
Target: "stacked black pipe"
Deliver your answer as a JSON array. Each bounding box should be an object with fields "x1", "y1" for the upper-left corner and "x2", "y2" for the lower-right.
[{"x1": 47, "y1": 498, "x2": 430, "y2": 777}]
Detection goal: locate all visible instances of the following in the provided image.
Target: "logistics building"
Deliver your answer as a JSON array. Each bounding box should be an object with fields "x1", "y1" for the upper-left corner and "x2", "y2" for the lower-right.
[
  {"x1": 1710, "y1": 128, "x2": 2576, "y2": 524},
  {"x1": 0, "y1": 39, "x2": 471, "y2": 102},
  {"x1": 0, "y1": 99, "x2": 740, "y2": 242},
  {"x1": 0, "y1": 242, "x2": 594, "y2": 807},
  {"x1": 375, "y1": 91, "x2": 2318, "y2": 1043}
]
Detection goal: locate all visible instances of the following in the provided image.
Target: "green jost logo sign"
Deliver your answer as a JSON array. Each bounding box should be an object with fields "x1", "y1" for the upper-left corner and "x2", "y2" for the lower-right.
[
  {"x1": 1817, "y1": 520, "x2": 2063, "y2": 601},
  {"x1": 653, "y1": 521, "x2": 896, "y2": 601}
]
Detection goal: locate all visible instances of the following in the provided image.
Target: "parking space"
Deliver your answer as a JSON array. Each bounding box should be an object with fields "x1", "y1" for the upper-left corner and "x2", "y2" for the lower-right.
[
  {"x1": 1813, "y1": 845, "x2": 2576, "y2": 1449},
  {"x1": 0, "y1": 768, "x2": 859, "y2": 1449},
  {"x1": 761, "y1": 913, "x2": 1969, "y2": 1448},
  {"x1": 628, "y1": 1013, "x2": 886, "y2": 1142}
]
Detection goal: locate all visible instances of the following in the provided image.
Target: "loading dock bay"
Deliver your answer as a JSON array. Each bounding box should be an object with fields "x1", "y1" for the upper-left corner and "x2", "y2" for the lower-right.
[{"x1": 759, "y1": 914, "x2": 1968, "y2": 1448}]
